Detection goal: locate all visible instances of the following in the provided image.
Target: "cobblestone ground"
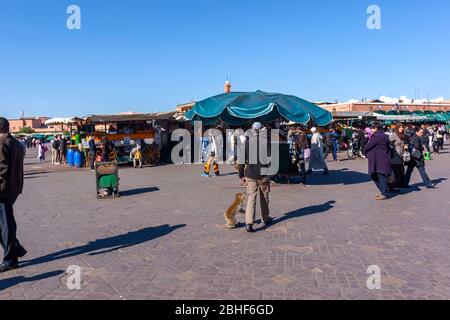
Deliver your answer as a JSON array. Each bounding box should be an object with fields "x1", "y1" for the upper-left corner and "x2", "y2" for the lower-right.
[{"x1": 0, "y1": 147, "x2": 449, "y2": 300}]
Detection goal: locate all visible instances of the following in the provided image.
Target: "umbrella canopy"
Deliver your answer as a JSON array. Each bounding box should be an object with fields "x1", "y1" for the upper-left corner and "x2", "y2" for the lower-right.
[
  {"x1": 434, "y1": 113, "x2": 450, "y2": 123},
  {"x1": 185, "y1": 90, "x2": 333, "y2": 126}
]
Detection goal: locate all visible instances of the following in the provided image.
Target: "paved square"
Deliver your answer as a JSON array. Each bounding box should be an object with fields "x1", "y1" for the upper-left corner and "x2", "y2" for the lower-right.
[{"x1": 1, "y1": 148, "x2": 449, "y2": 300}]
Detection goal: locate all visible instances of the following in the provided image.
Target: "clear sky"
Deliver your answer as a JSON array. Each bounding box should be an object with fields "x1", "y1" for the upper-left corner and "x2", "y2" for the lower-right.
[{"x1": 1, "y1": 0, "x2": 449, "y2": 118}]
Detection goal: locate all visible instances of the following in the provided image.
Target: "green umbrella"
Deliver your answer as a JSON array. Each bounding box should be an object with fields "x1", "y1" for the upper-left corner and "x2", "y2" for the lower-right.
[
  {"x1": 434, "y1": 113, "x2": 450, "y2": 123},
  {"x1": 185, "y1": 90, "x2": 333, "y2": 126}
]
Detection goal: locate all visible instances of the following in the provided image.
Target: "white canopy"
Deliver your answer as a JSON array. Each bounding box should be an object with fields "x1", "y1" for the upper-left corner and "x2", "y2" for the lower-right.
[
  {"x1": 44, "y1": 117, "x2": 80, "y2": 125},
  {"x1": 373, "y1": 113, "x2": 428, "y2": 122}
]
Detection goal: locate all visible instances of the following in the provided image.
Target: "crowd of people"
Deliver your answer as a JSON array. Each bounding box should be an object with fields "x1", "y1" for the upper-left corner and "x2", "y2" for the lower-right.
[
  {"x1": 1, "y1": 114, "x2": 449, "y2": 270},
  {"x1": 366, "y1": 122, "x2": 448, "y2": 200},
  {"x1": 49, "y1": 135, "x2": 68, "y2": 165},
  {"x1": 282, "y1": 122, "x2": 448, "y2": 200}
]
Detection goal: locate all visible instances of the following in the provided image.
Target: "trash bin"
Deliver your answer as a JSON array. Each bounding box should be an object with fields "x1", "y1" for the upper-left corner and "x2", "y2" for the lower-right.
[
  {"x1": 67, "y1": 149, "x2": 75, "y2": 166},
  {"x1": 74, "y1": 150, "x2": 85, "y2": 168}
]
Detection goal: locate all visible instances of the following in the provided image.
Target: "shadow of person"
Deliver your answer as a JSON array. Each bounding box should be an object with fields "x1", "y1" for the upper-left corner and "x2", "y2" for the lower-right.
[
  {"x1": 120, "y1": 187, "x2": 160, "y2": 196},
  {"x1": 402, "y1": 177, "x2": 448, "y2": 195},
  {"x1": 306, "y1": 169, "x2": 371, "y2": 186},
  {"x1": 20, "y1": 224, "x2": 186, "y2": 268},
  {"x1": 0, "y1": 270, "x2": 64, "y2": 291},
  {"x1": 270, "y1": 201, "x2": 336, "y2": 227},
  {"x1": 431, "y1": 177, "x2": 447, "y2": 185}
]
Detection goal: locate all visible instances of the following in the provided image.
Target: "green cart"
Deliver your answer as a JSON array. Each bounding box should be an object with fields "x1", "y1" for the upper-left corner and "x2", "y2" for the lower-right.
[{"x1": 95, "y1": 162, "x2": 120, "y2": 199}]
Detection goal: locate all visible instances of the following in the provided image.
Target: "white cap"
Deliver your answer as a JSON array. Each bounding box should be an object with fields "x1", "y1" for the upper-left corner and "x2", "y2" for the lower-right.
[
  {"x1": 252, "y1": 122, "x2": 262, "y2": 131},
  {"x1": 310, "y1": 127, "x2": 317, "y2": 133}
]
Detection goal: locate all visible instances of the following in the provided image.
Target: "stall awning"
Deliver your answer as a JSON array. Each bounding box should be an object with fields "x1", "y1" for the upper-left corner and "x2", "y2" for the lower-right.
[
  {"x1": 185, "y1": 90, "x2": 333, "y2": 126},
  {"x1": 434, "y1": 113, "x2": 450, "y2": 122},
  {"x1": 374, "y1": 112, "x2": 427, "y2": 122},
  {"x1": 332, "y1": 111, "x2": 376, "y2": 120},
  {"x1": 85, "y1": 112, "x2": 176, "y2": 124}
]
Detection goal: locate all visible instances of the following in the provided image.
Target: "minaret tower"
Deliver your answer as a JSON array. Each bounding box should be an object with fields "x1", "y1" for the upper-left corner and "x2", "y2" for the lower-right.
[{"x1": 224, "y1": 77, "x2": 232, "y2": 93}]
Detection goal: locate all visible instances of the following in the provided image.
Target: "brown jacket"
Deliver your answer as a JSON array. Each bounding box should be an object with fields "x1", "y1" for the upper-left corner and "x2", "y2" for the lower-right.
[{"x1": 0, "y1": 133, "x2": 24, "y2": 198}]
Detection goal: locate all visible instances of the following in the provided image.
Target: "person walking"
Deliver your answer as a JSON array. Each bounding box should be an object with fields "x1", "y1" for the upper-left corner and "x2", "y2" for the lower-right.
[
  {"x1": 37, "y1": 140, "x2": 47, "y2": 163},
  {"x1": 389, "y1": 123, "x2": 408, "y2": 189},
  {"x1": 238, "y1": 122, "x2": 273, "y2": 233},
  {"x1": 0, "y1": 118, "x2": 27, "y2": 272},
  {"x1": 437, "y1": 126, "x2": 445, "y2": 150},
  {"x1": 307, "y1": 127, "x2": 329, "y2": 175},
  {"x1": 59, "y1": 135, "x2": 67, "y2": 164},
  {"x1": 404, "y1": 127, "x2": 435, "y2": 189},
  {"x1": 422, "y1": 124, "x2": 432, "y2": 153},
  {"x1": 364, "y1": 123, "x2": 392, "y2": 200},
  {"x1": 323, "y1": 128, "x2": 339, "y2": 161},
  {"x1": 356, "y1": 127, "x2": 368, "y2": 158},
  {"x1": 51, "y1": 136, "x2": 60, "y2": 164},
  {"x1": 202, "y1": 132, "x2": 220, "y2": 177},
  {"x1": 88, "y1": 137, "x2": 97, "y2": 171}
]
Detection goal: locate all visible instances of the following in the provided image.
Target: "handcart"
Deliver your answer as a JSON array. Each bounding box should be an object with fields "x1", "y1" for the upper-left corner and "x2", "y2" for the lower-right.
[{"x1": 95, "y1": 162, "x2": 120, "y2": 199}]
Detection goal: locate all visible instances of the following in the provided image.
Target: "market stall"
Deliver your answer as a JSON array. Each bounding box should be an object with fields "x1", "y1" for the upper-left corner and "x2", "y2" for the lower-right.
[
  {"x1": 185, "y1": 90, "x2": 333, "y2": 178},
  {"x1": 84, "y1": 112, "x2": 175, "y2": 166}
]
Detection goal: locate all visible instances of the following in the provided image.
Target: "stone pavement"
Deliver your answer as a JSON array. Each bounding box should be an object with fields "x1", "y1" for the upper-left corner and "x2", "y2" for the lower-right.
[{"x1": 1, "y1": 148, "x2": 449, "y2": 300}]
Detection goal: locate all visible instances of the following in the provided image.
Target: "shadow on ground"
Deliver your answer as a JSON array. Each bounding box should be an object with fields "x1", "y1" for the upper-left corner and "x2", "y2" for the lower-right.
[
  {"x1": 307, "y1": 169, "x2": 371, "y2": 185},
  {"x1": 20, "y1": 224, "x2": 186, "y2": 268},
  {"x1": 271, "y1": 201, "x2": 336, "y2": 227},
  {"x1": 120, "y1": 187, "x2": 160, "y2": 196},
  {"x1": 400, "y1": 177, "x2": 447, "y2": 195},
  {"x1": 0, "y1": 270, "x2": 64, "y2": 291}
]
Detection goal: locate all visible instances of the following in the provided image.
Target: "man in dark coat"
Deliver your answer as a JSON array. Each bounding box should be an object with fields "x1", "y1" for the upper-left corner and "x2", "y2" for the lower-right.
[
  {"x1": 420, "y1": 124, "x2": 431, "y2": 152},
  {"x1": 0, "y1": 118, "x2": 27, "y2": 272},
  {"x1": 404, "y1": 127, "x2": 435, "y2": 189},
  {"x1": 88, "y1": 137, "x2": 97, "y2": 171},
  {"x1": 364, "y1": 123, "x2": 392, "y2": 200},
  {"x1": 59, "y1": 135, "x2": 68, "y2": 164}
]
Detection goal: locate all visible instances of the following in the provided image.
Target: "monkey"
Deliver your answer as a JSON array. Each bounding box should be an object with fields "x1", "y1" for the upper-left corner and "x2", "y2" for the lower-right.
[{"x1": 224, "y1": 192, "x2": 246, "y2": 229}]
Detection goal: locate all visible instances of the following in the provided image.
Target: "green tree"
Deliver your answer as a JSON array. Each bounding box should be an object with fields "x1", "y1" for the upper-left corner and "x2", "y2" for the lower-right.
[{"x1": 19, "y1": 127, "x2": 35, "y2": 134}]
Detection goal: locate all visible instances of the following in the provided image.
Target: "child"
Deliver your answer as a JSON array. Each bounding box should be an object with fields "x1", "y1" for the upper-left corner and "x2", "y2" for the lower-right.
[{"x1": 130, "y1": 145, "x2": 143, "y2": 169}]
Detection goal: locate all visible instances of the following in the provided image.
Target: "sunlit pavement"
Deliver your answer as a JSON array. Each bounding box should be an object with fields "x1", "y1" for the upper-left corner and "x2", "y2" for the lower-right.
[{"x1": 1, "y1": 147, "x2": 449, "y2": 300}]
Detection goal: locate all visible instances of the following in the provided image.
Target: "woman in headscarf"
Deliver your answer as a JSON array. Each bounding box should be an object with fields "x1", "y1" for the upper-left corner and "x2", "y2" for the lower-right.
[
  {"x1": 307, "y1": 127, "x2": 329, "y2": 175},
  {"x1": 389, "y1": 123, "x2": 408, "y2": 189},
  {"x1": 37, "y1": 139, "x2": 47, "y2": 163}
]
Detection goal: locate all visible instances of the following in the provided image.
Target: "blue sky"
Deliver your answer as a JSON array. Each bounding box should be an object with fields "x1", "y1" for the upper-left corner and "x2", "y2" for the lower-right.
[{"x1": 1, "y1": 0, "x2": 449, "y2": 118}]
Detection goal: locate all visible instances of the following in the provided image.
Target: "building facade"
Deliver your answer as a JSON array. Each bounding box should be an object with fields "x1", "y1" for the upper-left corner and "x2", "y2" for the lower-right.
[
  {"x1": 322, "y1": 102, "x2": 450, "y2": 113},
  {"x1": 8, "y1": 117, "x2": 70, "y2": 133}
]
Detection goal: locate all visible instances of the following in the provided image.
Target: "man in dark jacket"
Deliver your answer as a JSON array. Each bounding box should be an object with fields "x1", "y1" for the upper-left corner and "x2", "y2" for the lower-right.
[
  {"x1": 0, "y1": 118, "x2": 27, "y2": 272},
  {"x1": 88, "y1": 137, "x2": 97, "y2": 171},
  {"x1": 356, "y1": 128, "x2": 368, "y2": 157},
  {"x1": 420, "y1": 124, "x2": 431, "y2": 152},
  {"x1": 404, "y1": 128, "x2": 435, "y2": 189},
  {"x1": 364, "y1": 123, "x2": 392, "y2": 200},
  {"x1": 59, "y1": 135, "x2": 68, "y2": 164},
  {"x1": 323, "y1": 128, "x2": 339, "y2": 161}
]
